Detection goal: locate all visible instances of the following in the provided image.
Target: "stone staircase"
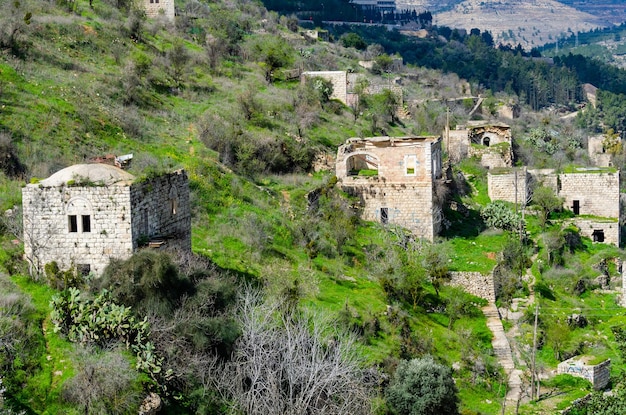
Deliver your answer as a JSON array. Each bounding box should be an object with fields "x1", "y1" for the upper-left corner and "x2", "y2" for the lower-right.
[{"x1": 482, "y1": 303, "x2": 524, "y2": 408}]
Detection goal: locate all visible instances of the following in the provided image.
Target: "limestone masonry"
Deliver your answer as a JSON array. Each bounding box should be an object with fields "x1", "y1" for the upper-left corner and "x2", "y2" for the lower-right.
[
  {"x1": 557, "y1": 357, "x2": 610, "y2": 390},
  {"x1": 22, "y1": 164, "x2": 190, "y2": 276},
  {"x1": 143, "y1": 0, "x2": 175, "y2": 21},
  {"x1": 336, "y1": 136, "x2": 443, "y2": 241}
]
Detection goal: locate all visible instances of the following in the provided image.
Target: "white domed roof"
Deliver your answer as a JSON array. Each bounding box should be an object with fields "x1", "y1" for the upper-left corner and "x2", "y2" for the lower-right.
[{"x1": 38, "y1": 164, "x2": 135, "y2": 187}]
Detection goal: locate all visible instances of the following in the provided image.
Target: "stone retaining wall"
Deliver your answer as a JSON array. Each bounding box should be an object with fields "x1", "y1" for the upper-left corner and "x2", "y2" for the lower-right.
[
  {"x1": 557, "y1": 357, "x2": 611, "y2": 390},
  {"x1": 448, "y1": 271, "x2": 495, "y2": 302},
  {"x1": 488, "y1": 168, "x2": 529, "y2": 204}
]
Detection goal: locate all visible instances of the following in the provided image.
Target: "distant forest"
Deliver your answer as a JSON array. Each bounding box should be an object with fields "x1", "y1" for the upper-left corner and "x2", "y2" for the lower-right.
[{"x1": 261, "y1": 0, "x2": 432, "y2": 24}]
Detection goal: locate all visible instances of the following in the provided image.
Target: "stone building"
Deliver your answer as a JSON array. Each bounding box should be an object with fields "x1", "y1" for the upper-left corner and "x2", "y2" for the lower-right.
[
  {"x1": 488, "y1": 167, "x2": 621, "y2": 245},
  {"x1": 588, "y1": 135, "x2": 613, "y2": 167},
  {"x1": 22, "y1": 164, "x2": 190, "y2": 276},
  {"x1": 335, "y1": 135, "x2": 443, "y2": 241},
  {"x1": 143, "y1": 0, "x2": 175, "y2": 21},
  {"x1": 301, "y1": 71, "x2": 353, "y2": 105},
  {"x1": 447, "y1": 121, "x2": 513, "y2": 168},
  {"x1": 557, "y1": 356, "x2": 610, "y2": 390}
]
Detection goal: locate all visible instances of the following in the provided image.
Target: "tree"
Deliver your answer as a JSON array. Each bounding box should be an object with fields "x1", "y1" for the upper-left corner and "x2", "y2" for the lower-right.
[
  {"x1": 532, "y1": 185, "x2": 563, "y2": 228},
  {"x1": 340, "y1": 32, "x2": 367, "y2": 50},
  {"x1": 422, "y1": 244, "x2": 450, "y2": 297},
  {"x1": 217, "y1": 291, "x2": 374, "y2": 415},
  {"x1": 386, "y1": 356, "x2": 459, "y2": 415}
]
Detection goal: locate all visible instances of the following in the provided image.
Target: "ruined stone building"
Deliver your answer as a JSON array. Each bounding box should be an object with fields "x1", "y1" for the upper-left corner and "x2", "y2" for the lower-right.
[
  {"x1": 143, "y1": 0, "x2": 175, "y2": 21},
  {"x1": 22, "y1": 164, "x2": 190, "y2": 276},
  {"x1": 588, "y1": 135, "x2": 613, "y2": 167},
  {"x1": 447, "y1": 121, "x2": 513, "y2": 168},
  {"x1": 488, "y1": 167, "x2": 621, "y2": 245},
  {"x1": 336, "y1": 136, "x2": 443, "y2": 241}
]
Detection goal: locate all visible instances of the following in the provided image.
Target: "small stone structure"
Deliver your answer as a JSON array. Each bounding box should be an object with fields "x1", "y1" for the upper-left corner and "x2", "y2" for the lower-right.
[
  {"x1": 301, "y1": 71, "x2": 353, "y2": 105},
  {"x1": 143, "y1": 0, "x2": 175, "y2": 21},
  {"x1": 587, "y1": 135, "x2": 612, "y2": 167},
  {"x1": 22, "y1": 164, "x2": 190, "y2": 276},
  {"x1": 448, "y1": 271, "x2": 495, "y2": 301},
  {"x1": 336, "y1": 136, "x2": 443, "y2": 241},
  {"x1": 487, "y1": 168, "x2": 530, "y2": 204},
  {"x1": 447, "y1": 121, "x2": 513, "y2": 168},
  {"x1": 557, "y1": 356, "x2": 610, "y2": 390}
]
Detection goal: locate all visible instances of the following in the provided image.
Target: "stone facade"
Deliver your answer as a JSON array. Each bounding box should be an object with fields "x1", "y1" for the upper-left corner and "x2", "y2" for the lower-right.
[
  {"x1": 448, "y1": 271, "x2": 495, "y2": 302},
  {"x1": 301, "y1": 71, "x2": 349, "y2": 104},
  {"x1": 447, "y1": 121, "x2": 512, "y2": 168},
  {"x1": 558, "y1": 171, "x2": 620, "y2": 218},
  {"x1": 566, "y1": 218, "x2": 619, "y2": 246},
  {"x1": 143, "y1": 0, "x2": 175, "y2": 21},
  {"x1": 557, "y1": 357, "x2": 610, "y2": 390},
  {"x1": 487, "y1": 168, "x2": 530, "y2": 204},
  {"x1": 336, "y1": 136, "x2": 443, "y2": 241},
  {"x1": 22, "y1": 164, "x2": 190, "y2": 276}
]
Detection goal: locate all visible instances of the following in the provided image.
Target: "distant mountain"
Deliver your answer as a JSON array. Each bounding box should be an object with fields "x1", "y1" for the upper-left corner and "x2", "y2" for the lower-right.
[{"x1": 397, "y1": 0, "x2": 623, "y2": 48}]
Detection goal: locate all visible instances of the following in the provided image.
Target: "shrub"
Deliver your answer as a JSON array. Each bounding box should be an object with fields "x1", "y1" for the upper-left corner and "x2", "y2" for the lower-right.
[
  {"x1": 386, "y1": 356, "x2": 459, "y2": 415},
  {"x1": 480, "y1": 201, "x2": 525, "y2": 232}
]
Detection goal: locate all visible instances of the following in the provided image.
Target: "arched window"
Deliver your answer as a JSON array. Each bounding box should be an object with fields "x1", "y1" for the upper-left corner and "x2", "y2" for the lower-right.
[{"x1": 66, "y1": 197, "x2": 93, "y2": 234}]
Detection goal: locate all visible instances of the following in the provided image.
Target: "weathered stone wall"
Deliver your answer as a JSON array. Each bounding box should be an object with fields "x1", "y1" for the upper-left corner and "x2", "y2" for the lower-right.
[
  {"x1": 557, "y1": 357, "x2": 610, "y2": 390},
  {"x1": 558, "y1": 172, "x2": 620, "y2": 218},
  {"x1": 488, "y1": 168, "x2": 529, "y2": 204},
  {"x1": 143, "y1": 0, "x2": 175, "y2": 21},
  {"x1": 301, "y1": 71, "x2": 348, "y2": 104},
  {"x1": 130, "y1": 170, "x2": 191, "y2": 251},
  {"x1": 528, "y1": 169, "x2": 558, "y2": 192},
  {"x1": 566, "y1": 218, "x2": 620, "y2": 246},
  {"x1": 468, "y1": 145, "x2": 512, "y2": 168},
  {"x1": 448, "y1": 271, "x2": 495, "y2": 302},
  {"x1": 22, "y1": 184, "x2": 133, "y2": 276},
  {"x1": 447, "y1": 128, "x2": 469, "y2": 163}
]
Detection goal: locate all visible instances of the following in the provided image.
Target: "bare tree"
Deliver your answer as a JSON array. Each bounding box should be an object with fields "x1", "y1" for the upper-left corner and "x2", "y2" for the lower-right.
[{"x1": 217, "y1": 290, "x2": 375, "y2": 415}]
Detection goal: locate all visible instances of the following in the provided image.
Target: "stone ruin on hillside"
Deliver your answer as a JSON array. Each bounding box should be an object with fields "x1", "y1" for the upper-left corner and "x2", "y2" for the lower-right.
[
  {"x1": 447, "y1": 121, "x2": 513, "y2": 168},
  {"x1": 335, "y1": 135, "x2": 443, "y2": 241},
  {"x1": 22, "y1": 164, "x2": 191, "y2": 276}
]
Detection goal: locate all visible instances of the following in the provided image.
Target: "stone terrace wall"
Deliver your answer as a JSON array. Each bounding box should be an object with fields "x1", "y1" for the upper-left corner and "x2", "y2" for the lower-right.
[
  {"x1": 22, "y1": 184, "x2": 133, "y2": 276},
  {"x1": 301, "y1": 71, "x2": 348, "y2": 104},
  {"x1": 557, "y1": 358, "x2": 611, "y2": 390},
  {"x1": 488, "y1": 168, "x2": 529, "y2": 204},
  {"x1": 448, "y1": 271, "x2": 495, "y2": 302},
  {"x1": 558, "y1": 172, "x2": 620, "y2": 218},
  {"x1": 130, "y1": 170, "x2": 191, "y2": 251}
]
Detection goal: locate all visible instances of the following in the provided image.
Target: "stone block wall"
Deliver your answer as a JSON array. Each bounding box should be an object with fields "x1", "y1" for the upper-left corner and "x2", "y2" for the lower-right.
[
  {"x1": 468, "y1": 145, "x2": 512, "y2": 168},
  {"x1": 343, "y1": 181, "x2": 439, "y2": 241},
  {"x1": 22, "y1": 184, "x2": 134, "y2": 276},
  {"x1": 447, "y1": 129, "x2": 469, "y2": 163},
  {"x1": 130, "y1": 170, "x2": 191, "y2": 251},
  {"x1": 301, "y1": 71, "x2": 348, "y2": 104},
  {"x1": 143, "y1": 0, "x2": 175, "y2": 21},
  {"x1": 567, "y1": 218, "x2": 620, "y2": 246},
  {"x1": 557, "y1": 357, "x2": 611, "y2": 390},
  {"x1": 488, "y1": 169, "x2": 529, "y2": 204},
  {"x1": 448, "y1": 271, "x2": 495, "y2": 302},
  {"x1": 558, "y1": 172, "x2": 620, "y2": 218}
]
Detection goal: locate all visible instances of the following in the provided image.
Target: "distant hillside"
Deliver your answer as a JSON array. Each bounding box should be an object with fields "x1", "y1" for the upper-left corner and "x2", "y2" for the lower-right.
[{"x1": 397, "y1": 0, "x2": 613, "y2": 48}]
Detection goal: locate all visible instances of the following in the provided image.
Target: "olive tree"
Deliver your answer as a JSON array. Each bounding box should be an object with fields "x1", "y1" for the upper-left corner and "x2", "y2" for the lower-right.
[{"x1": 386, "y1": 356, "x2": 459, "y2": 415}]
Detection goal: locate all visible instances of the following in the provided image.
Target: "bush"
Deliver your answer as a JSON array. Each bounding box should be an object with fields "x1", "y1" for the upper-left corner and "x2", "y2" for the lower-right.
[
  {"x1": 480, "y1": 201, "x2": 525, "y2": 232},
  {"x1": 386, "y1": 356, "x2": 459, "y2": 415}
]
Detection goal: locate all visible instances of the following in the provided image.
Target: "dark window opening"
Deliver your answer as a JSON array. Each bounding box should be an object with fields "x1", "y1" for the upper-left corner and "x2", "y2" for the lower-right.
[
  {"x1": 77, "y1": 264, "x2": 91, "y2": 276},
  {"x1": 483, "y1": 137, "x2": 490, "y2": 147},
  {"x1": 68, "y1": 215, "x2": 78, "y2": 233},
  {"x1": 82, "y1": 215, "x2": 91, "y2": 233},
  {"x1": 381, "y1": 207, "x2": 388, "y2": 224},
  {"x1": 592, "y1": 229, "x2": 605, "y2": 243},
  {"x1": 573, "y1": 200, "x2": 580, "y2": 215}
]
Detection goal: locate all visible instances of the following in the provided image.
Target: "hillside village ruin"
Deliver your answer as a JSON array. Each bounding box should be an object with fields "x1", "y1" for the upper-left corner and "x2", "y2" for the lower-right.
[{"x1": 22, "y1": 164, "x2": 190, "y2": 276}]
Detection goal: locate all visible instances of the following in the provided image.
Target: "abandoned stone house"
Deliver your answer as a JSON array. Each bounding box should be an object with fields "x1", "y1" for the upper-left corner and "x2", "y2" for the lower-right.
[
  {"x1": 447, "y1": 121, "x2": 513, "y2": 168},
  {"x1": 336, "y1": 135, "x2": 443, "y2": 241},
  {"x1": 142, "y1": 0, "x2": 175, "y2": 21},
  {"x1": 22, "y1": 164, "x2": 191, "y2": 276},
  {"x1": 488, "y1": 167, "x2": 621, "y2": 245}
]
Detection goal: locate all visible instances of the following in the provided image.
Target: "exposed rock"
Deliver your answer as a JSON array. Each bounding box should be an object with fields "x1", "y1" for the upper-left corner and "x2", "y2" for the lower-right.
[
  {"x1": 138, "y1": 392, "x2": 162, "y2": 415},
  {"x1": 567, "y1": 314, "x2": 588, "y2": 328}
]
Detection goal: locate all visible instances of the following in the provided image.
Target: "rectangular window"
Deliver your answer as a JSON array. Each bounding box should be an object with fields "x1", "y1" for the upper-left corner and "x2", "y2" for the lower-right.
[
  {"x1": 77, "y1": 264, "x2": 91, "y2": 276},
  {"x1": 82, "y1": 215, "x2": 91, "y2": 233},
  {"x1": 381, "y1": 207, "x2": 388, "y2": 224},
  {"x1": 405, "y1": 155, "x2": 417, "y2": 175},
  {"x1": 68, "y1": 215, "x2": 78, "y2": 233},
  {"x1": 573, "y1": 200, "x2": 580, "y2": 215}
]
